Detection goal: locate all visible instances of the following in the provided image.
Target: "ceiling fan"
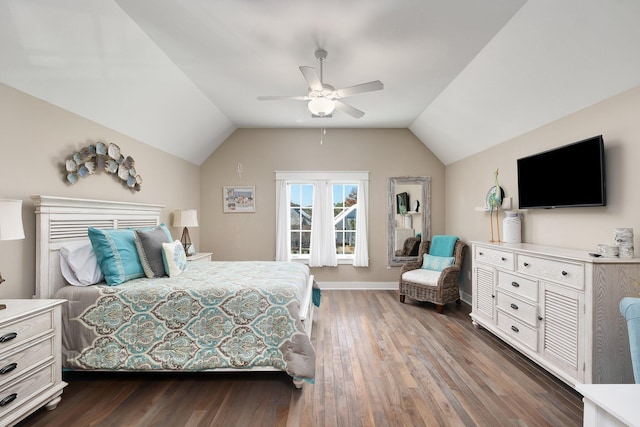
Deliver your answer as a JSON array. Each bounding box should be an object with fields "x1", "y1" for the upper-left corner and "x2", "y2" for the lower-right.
[{"x1": 257, "y1": 49, "x2": 383, "y2": 119}]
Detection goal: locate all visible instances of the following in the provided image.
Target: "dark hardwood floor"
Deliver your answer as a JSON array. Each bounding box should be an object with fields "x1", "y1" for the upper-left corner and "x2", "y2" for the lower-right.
[{"x1": 17, "y1": 290, "x2": 583, "y2": 427}]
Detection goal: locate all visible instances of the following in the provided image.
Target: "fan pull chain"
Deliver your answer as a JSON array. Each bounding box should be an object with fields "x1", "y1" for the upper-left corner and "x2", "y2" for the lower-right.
[{"x1": 320, "y1": 128, "x2": 326, "y2": 145}]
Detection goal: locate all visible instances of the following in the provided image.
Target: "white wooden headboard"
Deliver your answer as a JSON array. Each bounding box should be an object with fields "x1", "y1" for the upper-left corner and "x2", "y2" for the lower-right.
[{"x1": 32, "y1": 196, "x2": 164, "y2": 299}]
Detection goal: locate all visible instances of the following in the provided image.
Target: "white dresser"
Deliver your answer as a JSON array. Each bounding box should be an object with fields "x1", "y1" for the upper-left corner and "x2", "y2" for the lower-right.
[
  {"x1": 0, "y1": 299, "x2": 67, "y2": 426},
  {"x1": 471, "y1": 241, "x2": 640, "y2": 387}
]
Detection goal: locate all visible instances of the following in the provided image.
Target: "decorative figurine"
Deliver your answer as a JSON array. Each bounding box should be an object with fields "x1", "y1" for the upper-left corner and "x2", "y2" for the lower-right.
[{"x1": 487, "y1": 168, "x2": 503, "y2": 242}]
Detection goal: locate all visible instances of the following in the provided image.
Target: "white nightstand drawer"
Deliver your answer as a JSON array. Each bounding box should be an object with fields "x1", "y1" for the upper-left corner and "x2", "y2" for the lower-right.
[
  {"x1": 0, "y1": 311, "x2": 52, "y2": 352},
  {"x1": 497, "y1": 271, "x2": 538, "y2": 302},
  {"x1": 0, "y1": 361, "x2": 54, "y2": 420},
  {"x1": 474, "y1": 246, "x2": 514, "y2": 270},
  {"x1": 0, "y1": 335, "x2": 54, "y2": 388},
  {"x1": 497, "y1": 311, "x2": 537, "y2": 351},
  {"x1": 497, "y1": 292, "x2": 538, "y2": 326}
]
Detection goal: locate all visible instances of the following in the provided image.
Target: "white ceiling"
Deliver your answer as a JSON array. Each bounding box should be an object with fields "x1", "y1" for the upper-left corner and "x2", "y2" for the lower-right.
[{"x1": 2, "y1": 0, "x2": 640, "y2": 165}]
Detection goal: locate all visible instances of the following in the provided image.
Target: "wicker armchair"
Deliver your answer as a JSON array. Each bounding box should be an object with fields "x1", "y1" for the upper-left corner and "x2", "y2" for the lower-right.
[{"x1": 399, "y1": 239, "x2": 467, "y2": 314}]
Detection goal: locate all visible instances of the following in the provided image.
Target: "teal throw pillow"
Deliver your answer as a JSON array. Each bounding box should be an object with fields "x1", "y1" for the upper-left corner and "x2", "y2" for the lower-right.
[
  {"x1": 88, "y1": 227, "x2": 145, "y2": 285},
  {"x1": 421, "y1": 254, "x2": 455, "y2": 272}
]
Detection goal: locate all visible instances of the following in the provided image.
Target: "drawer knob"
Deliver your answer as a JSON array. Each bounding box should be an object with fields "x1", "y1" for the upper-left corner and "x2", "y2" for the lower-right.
[
  {"x1": 511, "y1": 281, "x2": 520, "y2": 288},
  {"x1": 0, "y1": 392, "x2": 17, "y2": 407},
  {"x1": 501, "y1": 257, "x2": 506, "y2": 261},
  {"x1": 561, "y1": 270, "x2": 568, "y2": 276},
  {"x1": 511, "y1": 325, "x2": 519, "y2": 333},
  {"x1": 510, "y1": 303, "x2": 519, "y2": 310},
  {"x1": 0, "y1": 363, "x2": 17, "y2": 375},
  {"x1": 523, "y1": 262, "x2": 529, "y2": 267},
  {"x1": 538, "y1": 316, "x2": 544, "y2": 321},
  {"x1": 0, "y1": 332, "x2": 17, "y2": 343},
  {"x1": 479, "y1": 252, "x2": 484, "y2": 256}
]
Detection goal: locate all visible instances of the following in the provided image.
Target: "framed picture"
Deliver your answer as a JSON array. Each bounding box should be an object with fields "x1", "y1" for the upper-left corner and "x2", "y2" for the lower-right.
[{"x1": 223, "y1": 186, "x2": 256, "y2": 213}]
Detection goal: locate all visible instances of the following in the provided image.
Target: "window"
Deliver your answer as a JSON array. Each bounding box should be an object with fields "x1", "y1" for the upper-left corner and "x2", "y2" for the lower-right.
[
  {"x1": 275, "y1": 171, "x2": 369, "y2": 267},
  {"x1": 289, "y1": 183, "x2": 313, "y2": 255},
  {"x1": 333, "y1": 183, "x2": 358, "y2": 256}
]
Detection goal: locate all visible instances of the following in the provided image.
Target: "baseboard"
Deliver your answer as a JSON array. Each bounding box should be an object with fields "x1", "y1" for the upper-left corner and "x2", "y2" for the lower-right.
[
  {"x1": 315, "y1": 282, "x2": 473, "y2": 304},
  {"x1": 316, "y1": 282, "x2": 397, "y2": 290},
  {"x1": 460, "y1": 290, "x2": 471, "y2": 305}
]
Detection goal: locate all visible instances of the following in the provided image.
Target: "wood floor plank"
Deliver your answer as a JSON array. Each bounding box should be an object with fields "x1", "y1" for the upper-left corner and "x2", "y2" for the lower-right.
[{"x1": 17, "y1": 290, "x2": 583, "y2": 427}]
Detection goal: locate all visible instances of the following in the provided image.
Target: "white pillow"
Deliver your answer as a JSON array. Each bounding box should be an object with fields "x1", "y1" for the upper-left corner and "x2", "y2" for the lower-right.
[
  {"x1": 162, "y1": 240, "x2": 188, "y2": 277},
  {"x1": 59, "y1": 241, "x2": 104, "y2": 286}
]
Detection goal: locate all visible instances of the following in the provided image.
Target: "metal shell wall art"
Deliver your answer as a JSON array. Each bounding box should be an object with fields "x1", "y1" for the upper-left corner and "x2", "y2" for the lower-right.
[{"x1": 64, "y1": 142, "x2": 142, "y2": 191}]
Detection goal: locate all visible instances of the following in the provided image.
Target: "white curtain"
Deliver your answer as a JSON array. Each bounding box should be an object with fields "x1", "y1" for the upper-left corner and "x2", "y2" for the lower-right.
[
  {"x1": 353, "y1": 179, "x2": 369, "y2": 267},
  {"x1": 275, "y1": 179, "x2": 290, "y2": 261},
  {"x1": 309, "y1": 180, "x2": 338, "y2": 267}
]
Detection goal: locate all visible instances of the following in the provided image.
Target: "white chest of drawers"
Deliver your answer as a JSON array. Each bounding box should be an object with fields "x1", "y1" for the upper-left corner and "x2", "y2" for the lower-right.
[
  {"x1": 0, "y1": 299, "x2": 67, "y2": 426},
  {"x1": 471, "y1": 241, "x2": 640, "y2": 387}
]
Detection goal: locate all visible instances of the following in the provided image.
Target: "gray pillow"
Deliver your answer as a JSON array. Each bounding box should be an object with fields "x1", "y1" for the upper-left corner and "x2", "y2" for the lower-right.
[{"x1": 134, "y1": 226, "x2": 172, "y2": 278}]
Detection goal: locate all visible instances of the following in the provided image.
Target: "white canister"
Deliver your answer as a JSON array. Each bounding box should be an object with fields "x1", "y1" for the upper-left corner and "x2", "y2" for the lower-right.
[{"x1": 502, "y1": 211, "x2": 522, "y2": 243}]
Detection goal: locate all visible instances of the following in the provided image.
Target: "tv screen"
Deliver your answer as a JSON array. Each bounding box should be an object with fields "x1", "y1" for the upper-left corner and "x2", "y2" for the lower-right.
[{"x1": 517, "y1": 135, "x2": 606, "y2": 209}]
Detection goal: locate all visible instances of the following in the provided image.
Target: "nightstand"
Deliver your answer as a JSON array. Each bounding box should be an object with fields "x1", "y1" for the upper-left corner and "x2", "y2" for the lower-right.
[
  {"x1": 0, "y1": 299, "x2": 67, "y2": 426},
  {"x1": 187, "y1": 252, "x2": 212, "y2": 262}
]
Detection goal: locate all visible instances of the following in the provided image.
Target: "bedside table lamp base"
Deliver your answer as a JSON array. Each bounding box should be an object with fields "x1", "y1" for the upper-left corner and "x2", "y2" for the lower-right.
[{"x1": 181, "y1": 227, "x2": 192, "y2": 256}]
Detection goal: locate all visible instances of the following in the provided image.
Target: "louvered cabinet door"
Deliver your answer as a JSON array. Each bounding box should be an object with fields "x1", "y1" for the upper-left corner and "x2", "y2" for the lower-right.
[
  {"x1": 473, "y1": 265, "x2": 496, "y2": 323},
  {"x1": 539, "y1": 281, "x2": 585, "y2": 382}
]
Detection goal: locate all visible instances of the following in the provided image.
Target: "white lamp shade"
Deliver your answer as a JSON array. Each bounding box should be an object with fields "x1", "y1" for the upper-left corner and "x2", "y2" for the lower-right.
[
  {"x1": 0, "y1": 199, "x2": 25, "y2": 240},
  {"x1": 173, "y1": 209, "x2": 198, "y2": 227},
  {"x1": 308, "y1": 97, "x2": 335, "y2": 116}
]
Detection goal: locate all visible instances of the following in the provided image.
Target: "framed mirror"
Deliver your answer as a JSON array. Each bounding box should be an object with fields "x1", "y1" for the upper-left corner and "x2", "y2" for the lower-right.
[{"x1": 387, "y1": 176, "x2": 431, "y2": 266}]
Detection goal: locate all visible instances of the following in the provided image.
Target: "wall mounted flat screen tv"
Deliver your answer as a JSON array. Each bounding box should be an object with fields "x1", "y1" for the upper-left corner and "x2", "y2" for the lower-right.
[{"x1": 517, "y1": 135, "x2": 606, "y2": 209}]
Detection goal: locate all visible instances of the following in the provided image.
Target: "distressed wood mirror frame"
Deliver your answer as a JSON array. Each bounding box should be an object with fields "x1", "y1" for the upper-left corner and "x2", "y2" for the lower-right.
[{"x1": 387, "y1": 176, "x2": 431, "y2": 267}]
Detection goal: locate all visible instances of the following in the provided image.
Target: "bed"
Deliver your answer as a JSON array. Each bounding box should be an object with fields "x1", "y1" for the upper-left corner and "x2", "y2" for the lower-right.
[{"x1": 32, "y1": 196, "x2": 316, "y2": 387}]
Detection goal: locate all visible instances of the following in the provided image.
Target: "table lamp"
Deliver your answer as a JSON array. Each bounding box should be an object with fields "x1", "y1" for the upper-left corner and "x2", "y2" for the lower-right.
[
  {"x1": 0, "y1": 199, "x2": 26, "y2": 310},
  {"x1": 173, "y1": 209, "x2": 198, "y2": 256}
]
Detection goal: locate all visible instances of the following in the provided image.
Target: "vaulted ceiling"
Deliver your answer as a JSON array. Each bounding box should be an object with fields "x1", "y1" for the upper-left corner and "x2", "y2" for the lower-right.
[{"x1": 2, "y1": 0, "x2": 640, "y2": 165}]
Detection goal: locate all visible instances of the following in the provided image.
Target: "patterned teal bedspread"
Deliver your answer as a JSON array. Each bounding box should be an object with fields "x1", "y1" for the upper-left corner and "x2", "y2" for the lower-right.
[{"x1": 55, "y1": 261, "x2": 315, "y2": 381}]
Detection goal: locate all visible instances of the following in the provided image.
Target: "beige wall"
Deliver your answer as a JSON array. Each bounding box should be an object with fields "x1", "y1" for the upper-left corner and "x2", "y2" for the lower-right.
[
  {"x1": 0, "y1": 84, "x2": 200, "y2": 299},
  {"x1": 6, "y1": 78, "x2": 636, "y2": 298},
  {"x1": 199, "y1": 128, "x2": 446, "y2": 284},
  {"x1": 447, "y1": 84, "x2": 640, "y2": 298}
]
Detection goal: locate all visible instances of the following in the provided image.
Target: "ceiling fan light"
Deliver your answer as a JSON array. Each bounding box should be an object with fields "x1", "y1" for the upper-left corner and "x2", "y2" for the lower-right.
[{"x1": 308, "y1": 97, "x2": 335, "y2": 116}]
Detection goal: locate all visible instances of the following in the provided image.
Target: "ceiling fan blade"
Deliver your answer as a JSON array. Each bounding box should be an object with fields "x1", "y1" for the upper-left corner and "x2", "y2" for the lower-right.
[
  {"x1": 299, "y1": 66, "x2": 323, "y2": 91},
  {"x1": 336, "y1": 80, "x2": 384, "y2": 98},
  {"x1": 334, "y1": 100, "x2": 364, "y2": 118},
  {"x1": 257, "y1": 95, "x2": 309, "y2": 101}
]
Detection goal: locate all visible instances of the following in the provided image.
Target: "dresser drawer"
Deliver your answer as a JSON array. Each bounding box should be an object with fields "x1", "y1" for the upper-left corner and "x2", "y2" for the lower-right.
[
  {"x1": 516, "y1": 254, "x2": 584, "y2": 289},
  {"x1": 0, "y1": 311, "x2": 53, "y2": 352},
  {"x1": 497, "y1": 292, "x2": 538, "y2": 326},
  {"x1": 0, "y1": 335, "x2": 54, "y2": 388},
  {"x1": 497, "y1": 271, "x2": 538, "y2": 302},
  {"x1": 497, "y1": 311, "x2": 538, "y2": 351},
  {"x1": 0, "y1": 362, "x2": 54, "y2": 420},
  {"x1": 474, "y1": 246, "x2": 514, "y2": 270}
]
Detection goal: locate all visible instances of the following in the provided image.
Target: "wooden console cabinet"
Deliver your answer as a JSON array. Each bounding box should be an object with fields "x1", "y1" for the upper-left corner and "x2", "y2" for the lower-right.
[{"x1": 471, "y1": 241, "x2": 640, "y2": 387}]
